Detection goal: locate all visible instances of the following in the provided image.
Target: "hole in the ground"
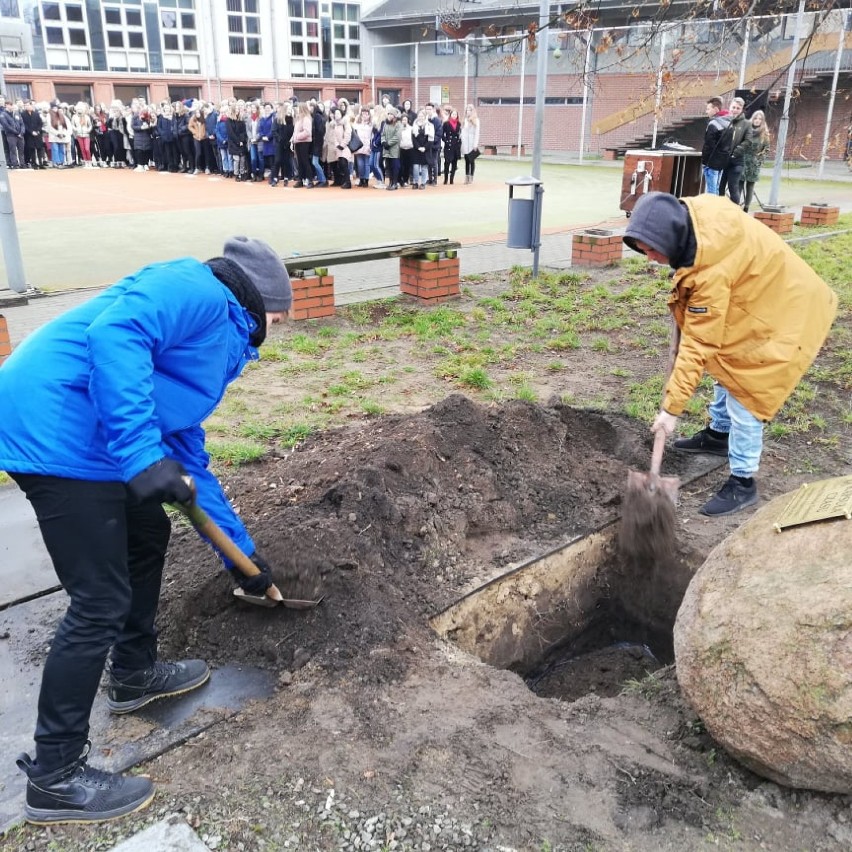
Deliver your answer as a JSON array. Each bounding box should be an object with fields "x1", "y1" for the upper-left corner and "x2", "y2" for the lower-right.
[{"x1": 431, "y1": 521, "x2": 700, "y2": 701}]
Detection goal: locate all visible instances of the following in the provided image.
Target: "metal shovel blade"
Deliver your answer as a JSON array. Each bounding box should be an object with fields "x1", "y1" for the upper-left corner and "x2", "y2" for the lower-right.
[
  {"x1": 626, "y1": 469, "x2": 680, "y2": 505},
  {"x1": 232, "y1": 588, "x2": 325, "y2": 610}
]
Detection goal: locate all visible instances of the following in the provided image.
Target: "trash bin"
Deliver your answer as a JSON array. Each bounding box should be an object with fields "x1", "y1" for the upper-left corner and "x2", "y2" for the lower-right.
[{"x1": 506, "y1": 176, "x2": 544, "y2": 250}]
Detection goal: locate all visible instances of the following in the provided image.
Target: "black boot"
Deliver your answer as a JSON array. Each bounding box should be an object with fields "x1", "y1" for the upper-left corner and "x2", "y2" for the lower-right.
[
  {"x1": 107, "y1": 659, "x2": 210, "y2": 714},
  {"x1": 16, "y1": 744, "x2": 155, "y2": 825}
]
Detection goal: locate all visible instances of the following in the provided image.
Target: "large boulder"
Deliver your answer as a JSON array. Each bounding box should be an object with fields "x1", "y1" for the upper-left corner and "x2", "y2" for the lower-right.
[{"x1": 674, "y1": 487, "x2": 852, "y2": 792}]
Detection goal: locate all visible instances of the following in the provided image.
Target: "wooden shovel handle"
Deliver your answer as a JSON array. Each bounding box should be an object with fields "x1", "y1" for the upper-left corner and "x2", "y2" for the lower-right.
[
  {"x1": 176, "y1": 484, "x2": 283, "y2": 602},
  {"x1": 649, "y1": 428, "x2": 667, "y2": 478}
]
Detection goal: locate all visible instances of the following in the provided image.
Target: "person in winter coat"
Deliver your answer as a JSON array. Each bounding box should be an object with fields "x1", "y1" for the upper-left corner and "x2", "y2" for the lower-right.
[
  {"x1": 623, "y1": 192, "x2": 837, "y2": 516},
  {"x1": 329, "y1": 108, "x2": 353, "y2": 189},
  {"x1": 310, "y1": 100, "x2": 328, "y2": 186},
  {"x1": 91, "y1": 104, "x2": 110, "y2": 166},
  {"x1": 204, "y1": 104, "x2": 219, "y2": 174},
  {"x1": 21, "y1": 100, "x2": 47, "y2": 169},
  {"x1": 401, "y1": 98, "x2": 417, "y2": 126},
  {"x1": 71, "y1": 103, "x2": 94, "y2": 166},
  {"x1": 701, "y1": 97, "x2": 732, "y2": 195},
  {"x1": 215, "y1": 106, "x2": 232, "y2": 178},
  {"x1": 410, "y1": 109, "x2": 434, "y2": 189},
  {"x1": 398, "y1": 113, "x2": 414, "y2": 186},
  {"x1": 718, "y1": 96, "x2": 749, "y2": 204},
  {"x1": 460, "y1": 104, "x2": 481, "y2": 184},
  {"x1": 442, "y1": 108, "x2": 462, "y2": 184},
  {"x1": 156, "y1": 104, "x2": 179, "y2": 172},
  {"x1": 292, "y1": 102, "x2": 314, "y2": 188},
  {"x1": 425, "y1": 102, "x2": 443, "y2": 185},
  {"x1": 352, "y1": 107, "x2": 372, "y2": 187},
  {"x1": 227, "y1": 103, "x2": 249, "y2": 181},
  {"x1": 258, "y1": 102, "x2": 275, "y2": 177},
  {"x1": 740, "y1": 110, "x2": 770, "y2": 213},
  {"x1": 188, "y1": 107, "x2": 208, "y2": 175},
  {"x1": 0, "y1": 236, "x2": 293, "y2": 826},
  {"x1": 47, "y1": 102, "x2": 72, "y2": 167},
  {"x1": 369, "y1": 106, "x2": 386, "y2": 188},
  {"x1": 0, "y1": 100, "x2": 26, "y2": 168},
  {"x1": 380, "y1": 108, "x2": 401, "y2": 190},
  {"x1": 131, "y1": 106, "x2": 154, "y2": 171},
  {"x1": 107, "y1": 102, "x2": 128, "y2": 168},
  {"x1": 269, "y1": 102, "x2": 294, "y2": 186}
]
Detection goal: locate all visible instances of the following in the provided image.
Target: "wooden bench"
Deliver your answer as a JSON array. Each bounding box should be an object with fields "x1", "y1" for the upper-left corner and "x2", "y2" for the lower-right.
[
  {"x1": 283, "y1": 238, "x2": 462, "y2": 320},
  {"x1": 603, "y1": 147, "x2": 625, "y2": 161}
]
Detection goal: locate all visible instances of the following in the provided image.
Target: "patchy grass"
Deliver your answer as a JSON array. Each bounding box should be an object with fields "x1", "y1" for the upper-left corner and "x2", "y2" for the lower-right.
[{"x1": 202, "y1": 235, "x2": 850, "y2": 469}]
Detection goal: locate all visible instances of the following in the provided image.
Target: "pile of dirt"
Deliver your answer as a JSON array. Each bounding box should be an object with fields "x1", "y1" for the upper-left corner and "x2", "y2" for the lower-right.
[{"x1": 157, "y1": 395, "x2": 695, "y2": 680}]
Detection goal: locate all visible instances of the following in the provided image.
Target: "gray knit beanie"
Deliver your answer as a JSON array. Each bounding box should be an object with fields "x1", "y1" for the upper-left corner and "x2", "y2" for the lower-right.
[{"x1": 223, "y1": 237, "x2": 292, "y2": 313}]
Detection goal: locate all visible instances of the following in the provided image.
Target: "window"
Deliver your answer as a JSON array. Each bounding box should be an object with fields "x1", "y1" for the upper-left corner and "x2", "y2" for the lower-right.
[
  {"x1": 160, "y1": 1, "x2": 199, "y2": 73},
  {"x1": 0, "y1": 1, "x2": 21, "y2": 16},
  {"x1": 436, "y1": 33, "x2": 453, "y2": 55},
  {"x1": 233, "y1": 86, "x2": 262, "y2": 101},
  {"x1": 167, "y1": 85, "x2": 200, "y2": 101},
  {"x1": 226, "y1": 0, "x2": 261, "y2": 55},
  {"x1": 289, "y1": 0, "x2": 321, "y2": 77},
  {"x1": 326, "y1": 1, "x2": 359, "y2": 79},
  {"x1": 38, "y1": 1, "x2": 93, "y2": 67},
  {"x1": 113, "y1": 84, "x2": 148, "y2": 104},
  {"x1": 102, "y1": 2, "x2": 147, "y2": 72},
  {"x1": 55, "y1": 84, "x2": 92, "y2": 105}
]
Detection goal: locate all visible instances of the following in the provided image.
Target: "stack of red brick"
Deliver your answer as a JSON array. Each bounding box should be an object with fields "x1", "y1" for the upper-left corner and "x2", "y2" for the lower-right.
[
  {"x1": 291, "y1": 274, "x2": 335, "y2": 320},
  {"x1": 400, "y1": 255, "x2": 461, "y2": 303},
  {"x1": 799, "y1": 204, "x2": 840, "y2": 227},
  {"x1": 572, "y1": 230, "x2": 624, "y2": 267}
]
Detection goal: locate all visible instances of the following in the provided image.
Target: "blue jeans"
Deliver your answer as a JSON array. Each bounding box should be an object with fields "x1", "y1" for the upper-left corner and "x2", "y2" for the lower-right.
[
  {"x1": 412, "y1": 163, "x2": 428, "y2": 186},
  {"x1": 355, "y1": 153, "x2": 370, "y2": 180},
  {"x1": 703, "y1": 165, "x2": 721, "y2": 195},
  {"x1": 311, "y1": 154, "x2": 327, "y2": 184},
  {"x1": 219, "y1": 147, "x2": 232, "y2": 174},
  {"x1": 369, "y1": 150, "x2": 384, "y2": 182},
  {"x1": 708, "y1": 383, "x2": 764, "y2": 477},
  {"x1": 249, "y1": 143, "x2": 262, "y2": 175}
]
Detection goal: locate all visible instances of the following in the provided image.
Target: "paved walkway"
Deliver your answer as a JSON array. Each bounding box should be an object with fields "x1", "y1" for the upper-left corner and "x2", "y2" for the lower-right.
[{"x1": 0, "y1": 228, "x2": 595, "y2": 346}]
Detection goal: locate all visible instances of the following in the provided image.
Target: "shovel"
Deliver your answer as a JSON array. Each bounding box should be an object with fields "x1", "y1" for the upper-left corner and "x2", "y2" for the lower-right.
[
  {"x1": 175, "y1": 481, "x2": 322, "y2": 609},
  {"x1": 626, "y1": 429, "x2": 681, "y2": 504}
]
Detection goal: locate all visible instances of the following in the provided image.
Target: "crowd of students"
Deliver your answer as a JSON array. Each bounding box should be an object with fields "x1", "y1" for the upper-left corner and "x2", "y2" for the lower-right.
[{"x1": 0, "y1": 94, "x2": 482, "y2": 190}]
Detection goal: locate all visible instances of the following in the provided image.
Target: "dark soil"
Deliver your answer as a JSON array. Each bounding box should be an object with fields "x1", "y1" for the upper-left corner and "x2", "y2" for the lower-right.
[{"x1": 156, "y1": 395, "x2": 695, "y2": 681}]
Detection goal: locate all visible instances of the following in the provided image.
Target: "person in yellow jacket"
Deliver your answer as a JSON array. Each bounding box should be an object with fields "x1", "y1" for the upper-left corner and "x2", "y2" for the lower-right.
[{"x1": 623, "y1": 192, "x2": 837, "y2": 516}]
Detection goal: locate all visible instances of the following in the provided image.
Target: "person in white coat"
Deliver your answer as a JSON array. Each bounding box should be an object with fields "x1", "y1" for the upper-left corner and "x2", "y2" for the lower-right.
[{"x1": 460, "y1": 104, "x2": 481, "y2": 185}]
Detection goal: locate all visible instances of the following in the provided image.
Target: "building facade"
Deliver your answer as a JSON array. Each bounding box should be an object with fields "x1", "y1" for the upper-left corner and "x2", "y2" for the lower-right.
[{"x1": 0, "y1": 0, "x2": 370, "y2": 106}]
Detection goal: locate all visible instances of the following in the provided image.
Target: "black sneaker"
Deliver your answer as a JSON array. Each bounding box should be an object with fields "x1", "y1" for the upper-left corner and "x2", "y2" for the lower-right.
[
  {"x1": 699, "y1": 476, "x2": 758, "y2": 517},
  {"x1": 673, "y1": 428, "x2": 729, "y2": 457},
  {"x1": 17, "y1": 744, "x2": 154, "y2": 825},
  {"x1": 107, "y1": 659, "x2": 210, "y2": 714}
]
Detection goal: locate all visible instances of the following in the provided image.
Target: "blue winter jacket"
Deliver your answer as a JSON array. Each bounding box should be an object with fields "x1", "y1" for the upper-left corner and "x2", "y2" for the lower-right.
[
  {"x1": 258, "y1": 115, "x2": 275, "y2": 158},
  {"x1": 0, "y1": 258, "x2": 259, "y2": 561}
]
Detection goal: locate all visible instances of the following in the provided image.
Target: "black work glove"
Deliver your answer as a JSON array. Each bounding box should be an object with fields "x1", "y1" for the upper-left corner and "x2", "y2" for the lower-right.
[
  {"x1": 128, "y1": 458, "x2": 192, "y2": 505},
  {"x1": 236, "y1": 551, "x2": 273, "y2": 595}
]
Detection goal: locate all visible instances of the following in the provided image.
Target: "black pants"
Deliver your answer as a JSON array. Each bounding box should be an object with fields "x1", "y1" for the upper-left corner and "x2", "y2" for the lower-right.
[
  {"x1": 25, "y1": 135, "x2": 46, "y2": 167},
  {"x1": 719, "y1": 160, "x2": 744, "y2": 205},
  {"x1": 11, "y1": 474, "x2": 170, "y2": 772},
  {"x1": 443, "y1": 157, "x2": 458, "y2": 183},
  {"x1": 5, "y1": 133, "x2": 25, "y2": 167},
  {"x1": 464, "y1": 152, "x2": 477, "y2": 177},
  {"x1": 161, "y1": 139, "x2": 180, "y2": 171},
  {"x1": 295, "y1": 141, "x2": 312, "y2": 183}
]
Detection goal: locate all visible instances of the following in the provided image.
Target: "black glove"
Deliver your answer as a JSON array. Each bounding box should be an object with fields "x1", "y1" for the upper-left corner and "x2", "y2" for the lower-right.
[
  {"x1": 382, "y1": 142, "x2": 389, "y2": 151},
  {"x1": 236, "y1": 551, "x2": 273, "y2": 595},
  {"x1": 128, "y1": 458, "x2": 192, "y2": 505}
]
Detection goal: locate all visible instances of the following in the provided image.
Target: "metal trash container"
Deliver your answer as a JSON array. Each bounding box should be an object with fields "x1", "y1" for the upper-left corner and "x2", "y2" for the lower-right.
[{"x1": 506, "y1": 176, "x2": 544, "y2": 250}]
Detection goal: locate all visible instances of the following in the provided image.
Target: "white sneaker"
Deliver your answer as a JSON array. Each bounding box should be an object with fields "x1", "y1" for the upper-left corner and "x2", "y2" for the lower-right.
[
  {"x1": 205, "y1": 169, "x2": 210, "y2": 175},
  {"x1": 134, "y1": 165, "x2": 144, "y2": 172}
]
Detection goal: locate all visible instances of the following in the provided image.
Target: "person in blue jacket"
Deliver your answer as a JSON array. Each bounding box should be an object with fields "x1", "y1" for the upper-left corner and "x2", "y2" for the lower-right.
[{"x1": 0, "y1": 237, "x2": 292, "y2": 825}]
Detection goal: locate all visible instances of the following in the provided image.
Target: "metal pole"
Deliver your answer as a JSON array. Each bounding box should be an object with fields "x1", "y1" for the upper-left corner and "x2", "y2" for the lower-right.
[
  {"x1": 531, "y1": 0, "x2": 548, "y2": 180},
  {"x1": 371, "y1": 46, "x2": 376, "y2": 105},
  {"x1": 817, "y1": 15, "x2": 845, "y2": 178},
  {"x1": 769, "y1": 0, "x2": 807, "y2": 207},
  {"x1": 650, "y1": 28, "x2": 667, "y2": 149},
  {"x1": 738, "y1": 18, "x2": 751, "y2": 89},
  {"x1": 0, "y1": 66, "x2": 29, "y2": 294},
  {"x1": 464, "y1": 40, "x2": 469, "y2": 112},
  {"x1": 578, "y1": 28, "x2": 592, "y2": 163},
  {"x1": 270, "y1": 0, "x2": 280, "y2": 102},
  {"x1": 530, "y1": 0, "x2": 549, "y2": 277},
  {"x1": 414, "y1": 42, "x2": 419, "y2": 108},
  {"x1": 516, "y1": 36, "x2": 525, "y2": 160}
]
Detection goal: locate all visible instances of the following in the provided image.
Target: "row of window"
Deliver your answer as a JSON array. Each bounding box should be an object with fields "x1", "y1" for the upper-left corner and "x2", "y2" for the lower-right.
[{"x1": 25, "y1": 0, "x2": 361, "y2": 76}]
